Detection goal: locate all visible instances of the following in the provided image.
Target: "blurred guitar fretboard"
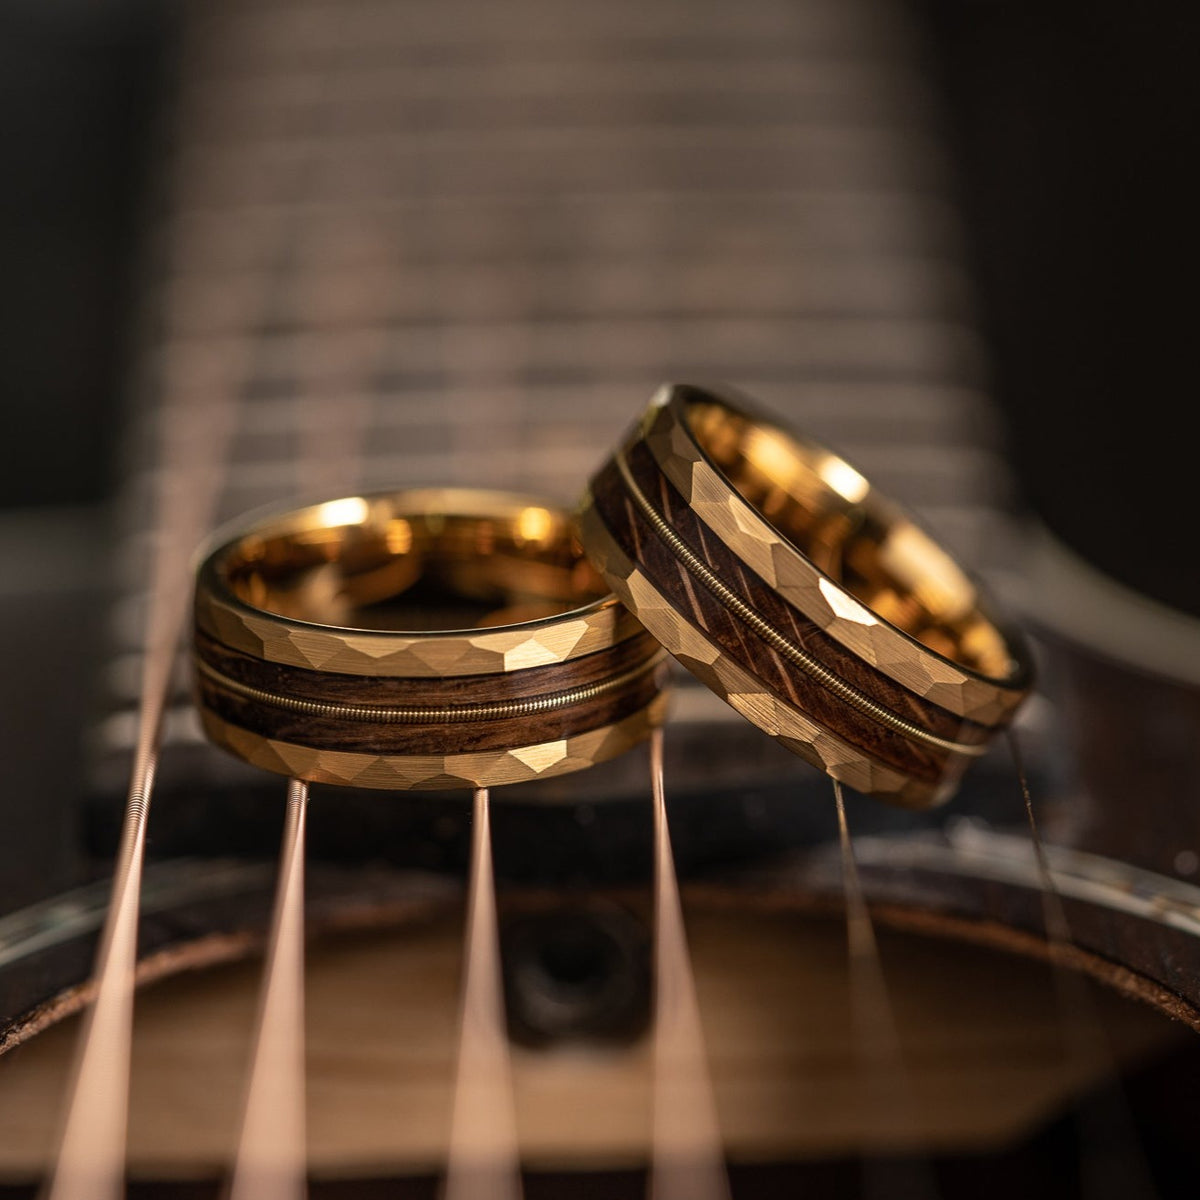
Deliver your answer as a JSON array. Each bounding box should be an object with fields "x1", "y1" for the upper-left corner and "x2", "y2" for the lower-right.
[{"x1": 95, "y1": 0, "x2": 1022, "y2": 798}]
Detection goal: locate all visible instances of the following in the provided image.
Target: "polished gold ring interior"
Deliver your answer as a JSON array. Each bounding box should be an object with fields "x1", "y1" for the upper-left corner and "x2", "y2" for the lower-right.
[
  {"x1": 579, "y1": 383, "x2": 1033, "y2": 808},
  {"x1": 193, "y1": 488, "x2": 668, "y2": 791}
]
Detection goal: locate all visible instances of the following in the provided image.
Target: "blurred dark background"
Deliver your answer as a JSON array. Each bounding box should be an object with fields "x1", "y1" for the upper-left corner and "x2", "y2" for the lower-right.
[
  {"x1": 1, "y1": 0, "x2": 1196, "y2": 613},
  {"x1": 0, "y1": 0, "x2": 172, "y2": 510}
]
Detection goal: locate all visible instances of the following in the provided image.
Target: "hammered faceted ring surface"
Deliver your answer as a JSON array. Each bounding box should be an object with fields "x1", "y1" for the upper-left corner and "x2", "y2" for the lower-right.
[
  {"x1": 579, "y1": 383, "x2": 1032, "y2": 808},
  {"x1": 193, "y1": 489, "x2": 668, "y2": 791}
]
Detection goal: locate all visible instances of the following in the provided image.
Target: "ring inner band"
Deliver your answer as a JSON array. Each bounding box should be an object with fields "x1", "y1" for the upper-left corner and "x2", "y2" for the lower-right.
[
  {"x1": 684, "y1": 397, "x2": 1014, "y2": 680},
  {"x1": 219, "y1": 495, "x2": 609, "y2": 633}
]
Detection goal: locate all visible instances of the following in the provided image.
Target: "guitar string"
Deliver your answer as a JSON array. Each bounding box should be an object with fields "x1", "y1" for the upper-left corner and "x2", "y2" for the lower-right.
[
  {"x1": 443, "y1": 788, "x2": 524, "y2": 1200},
  {"x1": 648, "y1": 727, "x2": 732, "y2": 1200},
  {"x1": 227, "y1": 778, "x2": 309, "y2": 1200},
  {"x1": 44, "y1": 26, "x2": 373, "y2": 1189},
  {"x1": 1009, "y1": 732, "x2": 1159, "y2": 1199},
  {"x1": 222, "y1": 77, "x2": 401, "y2": 1193},
  {"x1": 40, "y1": 320, "x2": 246, "y2": 1197},
  {"x1": 436, "y1": 78, "x2": 545, "y2": 1191},
  {"x1": 224, "y1": 75, "x2": 536, "y2": 1195},
  {"x1": 832, "y1": 778, "x2": 940, "y2": 1200}
]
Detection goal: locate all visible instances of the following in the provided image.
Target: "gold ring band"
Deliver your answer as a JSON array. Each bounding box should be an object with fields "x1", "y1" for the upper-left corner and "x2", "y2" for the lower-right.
[
  {"x1": 578, "y1": 383, "x2": 1033, "y2": 808},
  {"x1": 192, "y1": 489, "x2": 668, "y2": 791}
]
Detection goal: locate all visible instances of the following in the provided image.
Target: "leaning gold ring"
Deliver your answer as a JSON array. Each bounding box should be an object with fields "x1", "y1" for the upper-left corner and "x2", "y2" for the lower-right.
[
  {"x1": 578, "y1": 383, "x2": 1033, "y2": 808},
  {"x1": 192, "y1": 488, "x2": 669, "y2": 790}
]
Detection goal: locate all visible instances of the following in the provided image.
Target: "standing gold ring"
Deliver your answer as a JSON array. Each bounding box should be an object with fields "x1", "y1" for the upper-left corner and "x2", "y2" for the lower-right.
[
  {"x1": 578, "y1": 383, "x2": 1033, "y2": 808},
  {"x1": 193, "y1": 489, "x2": 668, "y2": 791}
]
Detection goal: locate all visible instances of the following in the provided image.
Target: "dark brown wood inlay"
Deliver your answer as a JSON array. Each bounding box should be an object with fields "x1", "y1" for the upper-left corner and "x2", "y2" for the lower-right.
[
  {"x1": 624, "y1": 437, "x2": 996, "y2": 741},
  {"x1": 590, "y1": 460, "x2": 956, "y2": 784},
  {"x1": 193, "y1": 625, "x2": 659, "y2": 708},
  {"x1": 195, "y1": 659, "x2": 667, "y2": 756}
]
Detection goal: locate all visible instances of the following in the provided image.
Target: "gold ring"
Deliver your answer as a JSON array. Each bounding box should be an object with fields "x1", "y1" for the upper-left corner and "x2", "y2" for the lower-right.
[
  {"x1": 578, "y1": 383, "x2": 1033, "y2": 808},
  {"x1": 193, "y1": 489, "x2": 669, "y2": 790}
]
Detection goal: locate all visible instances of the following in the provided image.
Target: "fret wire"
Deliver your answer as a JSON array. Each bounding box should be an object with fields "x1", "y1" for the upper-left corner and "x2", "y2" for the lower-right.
[{"x1": 164, "y1": 190, "x2": 953, "y2": 273}]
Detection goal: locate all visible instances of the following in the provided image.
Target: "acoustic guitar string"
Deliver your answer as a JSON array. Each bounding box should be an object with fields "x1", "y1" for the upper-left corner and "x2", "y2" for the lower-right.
[
  {"x1": 425, "y1": 93, "x2": 530, "y2": 1197},
  {"x1": 443, "y1": 788, "x2": 523, "y2": 1200},
  {"x1": 45, "y1": 22, "x2": 366, "y2": 1189},
  {"x1": 227, "y1": 778, "x2": 309, "y2": 1200},
  {"x1": 832, "y1": 778, "x2": 940, "y2": 1200},
  {"x1": 1008, "y1": 732, "x2": 1159, "y2": 1199},
  {"x1": 221, "y1": 414, "x2": 379, "y2": 1197},
  {"x1": 40, "y1": 339, "x2": 247, "y2": 1195},
  {"x1": 649, "y1": 727, "x2": 732, "y2": 1200},
  {"x1": 224, "y1": 74, "x2": 401, "y2": 1192}
]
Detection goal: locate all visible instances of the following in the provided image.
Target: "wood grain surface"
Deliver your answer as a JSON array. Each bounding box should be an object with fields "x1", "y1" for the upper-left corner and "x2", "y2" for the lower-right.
[
  {"x1": 193, "y1": 628, "x2": 661, "y2": 708},
  {"x1": 194, "y1": 660, "x2": 666, "y2": 755},
  {"x1": 620, "y1": 438, "x2": 995, "y2": 741},
  {"x1": 0, "y1": 908, "x2": 1181, "y2": 1180},
  {"x1": 588, "y1": 459, "x2": 961, "y2": 784}
]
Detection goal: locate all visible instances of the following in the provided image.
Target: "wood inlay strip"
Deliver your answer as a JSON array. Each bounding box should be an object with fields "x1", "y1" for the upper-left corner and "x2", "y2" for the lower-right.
[
  {"x1": 620, "y1": 438, "x2": 987, "y2": 743},
  {"x1": 196, "y1": 659, "x2": 668, "y2": 756},
  {"x1": 193, "y1": 626, "x2": 660, "y2": 707},
  {"x1": 588, "y1": 461, "x2": 952, "y2": 784}
]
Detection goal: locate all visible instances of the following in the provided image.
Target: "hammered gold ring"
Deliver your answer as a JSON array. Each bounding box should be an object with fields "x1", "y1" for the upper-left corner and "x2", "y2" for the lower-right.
[
  {"x1": 578, "y1": 383, "x2": 1032, "y2": 808},
  {"x1": 193, "y1": 489, "x2": 669, "y2": 791}
]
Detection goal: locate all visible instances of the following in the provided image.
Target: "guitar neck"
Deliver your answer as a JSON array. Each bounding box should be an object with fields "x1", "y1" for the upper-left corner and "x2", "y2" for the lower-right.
[{"x1": 92, "y1": 0, "x2": 1026, "y2": 829}]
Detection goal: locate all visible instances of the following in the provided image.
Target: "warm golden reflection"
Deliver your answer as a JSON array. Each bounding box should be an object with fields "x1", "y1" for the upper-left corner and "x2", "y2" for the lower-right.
[
  {"x1": 515, "y1": 506, "x2": 557, "y2": 545},
  {"x1": 815, "y1": 454, "x2": 870, "y2": 506},
  {"x1": 684, "y1": 397, "x2": 1014, "y2": 681},
  {"x1": 384, "y1": 518, "x2": 413, "y2": 556},
  {"x1": 217, "y1": 491, "x2": 609, "y2": 633},
  {"x1": 313, "y1": 497, "x2": 371, "y2": 530}
]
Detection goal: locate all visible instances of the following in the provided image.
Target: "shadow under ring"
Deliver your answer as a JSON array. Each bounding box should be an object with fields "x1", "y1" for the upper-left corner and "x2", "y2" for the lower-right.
[
  {"x1": 192, "y1": 488, "x2": 669, "y2": 791},
  {"x1": 578, "y1": 383, "x2": 1033, "y2": 809}
]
